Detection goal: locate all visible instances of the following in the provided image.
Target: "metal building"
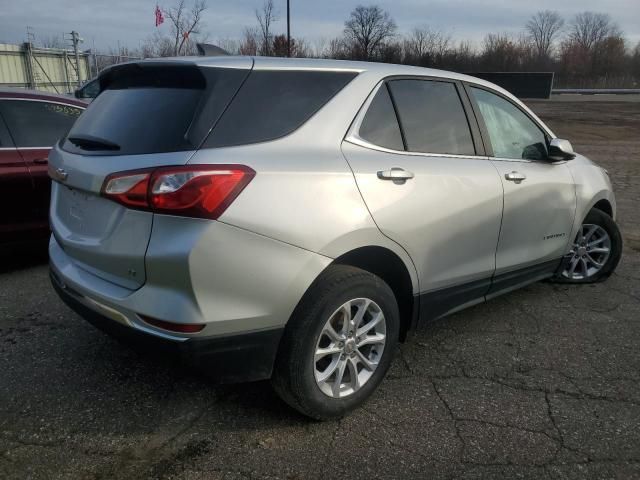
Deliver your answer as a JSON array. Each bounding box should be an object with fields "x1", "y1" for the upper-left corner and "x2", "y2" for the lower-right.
[{"x1": 0, "y1": 42, "x2": 91, "y2": 94}]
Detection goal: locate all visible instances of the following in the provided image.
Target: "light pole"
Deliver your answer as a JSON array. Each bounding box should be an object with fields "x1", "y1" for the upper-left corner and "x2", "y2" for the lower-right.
[{"x1": 287, "y1": 0, "x2": 291, "y2": 57}]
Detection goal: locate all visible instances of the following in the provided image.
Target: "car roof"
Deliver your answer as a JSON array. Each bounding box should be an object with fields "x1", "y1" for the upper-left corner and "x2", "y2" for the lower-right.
[
  {"x1": 0, "y1": 87, "x2": 87, "y2": 107},
  {"x1": 103, "y1": 55, "x2": 505, "y2": 92},
  {"x1": 146, "y1": 55, "x2": 503, "y2": 91}
]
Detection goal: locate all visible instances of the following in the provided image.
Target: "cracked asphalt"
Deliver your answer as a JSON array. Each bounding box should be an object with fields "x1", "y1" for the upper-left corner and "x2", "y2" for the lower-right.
[{"x1": 1, "y1": 97, "x2": 639, "y2": 479}]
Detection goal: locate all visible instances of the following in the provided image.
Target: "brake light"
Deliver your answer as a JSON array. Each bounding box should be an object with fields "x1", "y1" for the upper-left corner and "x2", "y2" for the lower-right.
[{"x1": 101, "y1": 165, "x2": 255, "y2": 219}]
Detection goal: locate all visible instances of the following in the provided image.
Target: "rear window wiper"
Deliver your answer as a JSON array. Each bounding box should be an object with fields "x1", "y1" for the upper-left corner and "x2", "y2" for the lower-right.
[{"x1": 67, "y1": 134, "x2": 121, "y2": 151}]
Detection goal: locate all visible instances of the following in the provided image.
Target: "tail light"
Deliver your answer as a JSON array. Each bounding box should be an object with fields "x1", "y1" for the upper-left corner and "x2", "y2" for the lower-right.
[{"x1": 101, "y1": 165, "x2": 255, "y2": 219}]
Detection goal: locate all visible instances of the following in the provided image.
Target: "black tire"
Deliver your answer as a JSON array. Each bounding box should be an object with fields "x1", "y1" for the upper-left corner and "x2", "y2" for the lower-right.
[
  {"x1": 553, "y1": 208, "x2": 622, "y2": 284},
  {"x1": 271, "y1": 265, "x2": 400, "y2": 420}
]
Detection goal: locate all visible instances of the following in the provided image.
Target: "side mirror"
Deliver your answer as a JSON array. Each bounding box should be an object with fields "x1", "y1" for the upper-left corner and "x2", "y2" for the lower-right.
[{"x1": 548, "y1": 138, "x2": 576, "y2": 161}]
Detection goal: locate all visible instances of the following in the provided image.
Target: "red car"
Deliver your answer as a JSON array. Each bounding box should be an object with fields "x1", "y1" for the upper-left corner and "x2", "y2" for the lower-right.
[{"x1": 0, "y1": 89, "x2": 86, "y2": 245}]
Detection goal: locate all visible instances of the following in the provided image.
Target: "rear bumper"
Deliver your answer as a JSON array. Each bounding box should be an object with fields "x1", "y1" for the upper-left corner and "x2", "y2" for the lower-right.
[{"x1": 51, "y1": 269, "x2": 283, "y2": 383}]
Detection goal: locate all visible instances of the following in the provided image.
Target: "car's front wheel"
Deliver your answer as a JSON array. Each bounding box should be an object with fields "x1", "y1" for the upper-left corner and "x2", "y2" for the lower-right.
[
  {"x1": 557, "y1": 208, "x2": 622, "y2": 283},
  {"x1": 272, "y1": 265, "x2": 399, "y2": 420}
]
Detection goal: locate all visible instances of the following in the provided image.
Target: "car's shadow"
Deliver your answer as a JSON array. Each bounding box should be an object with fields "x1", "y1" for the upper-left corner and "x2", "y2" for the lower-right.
[{"x1": 0, "y1": 240, "x2": 49, "y2": 274}]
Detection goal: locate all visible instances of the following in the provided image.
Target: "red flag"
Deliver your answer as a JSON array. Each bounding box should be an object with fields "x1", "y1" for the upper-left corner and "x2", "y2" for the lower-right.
[{"x1": 155, "y1": 5, "x2": 164, "y2": 27}]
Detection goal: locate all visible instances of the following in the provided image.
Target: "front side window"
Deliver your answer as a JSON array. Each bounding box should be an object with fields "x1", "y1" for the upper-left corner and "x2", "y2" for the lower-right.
[
  {"x1": 387, "y1": 79, "x2": 475, "y2": 156},
  {"x1": 0, "y1": 100, "x2": 82, "y2": 147},
  {"x1": 471, "y1": 87, "x2": 548, "y2": 160},
  {"x1": 358, "y1": 85, "x2": 404, "y2": 151}
]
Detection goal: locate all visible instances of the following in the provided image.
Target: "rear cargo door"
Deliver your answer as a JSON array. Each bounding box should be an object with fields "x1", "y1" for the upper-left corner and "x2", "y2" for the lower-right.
[{"x1": 49, "y1": 61, "x2": 251, "y2": 290}]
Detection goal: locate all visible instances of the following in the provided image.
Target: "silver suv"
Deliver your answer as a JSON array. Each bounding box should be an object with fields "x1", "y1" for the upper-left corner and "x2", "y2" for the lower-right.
[{"x1": 49, "y1": 57, "x2": 622, "y2": 419}]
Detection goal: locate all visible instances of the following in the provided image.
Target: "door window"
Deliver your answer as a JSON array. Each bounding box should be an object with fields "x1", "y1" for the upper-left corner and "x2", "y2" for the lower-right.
[
  {"x1": 470, "y1": 87, "x2": 548, "y2": 160},
  {"x1": 387, "y1": 79, "x2": 475, "y2": 156},
  {"x1": 358, "y1": 85, "x2": 404, "y2": 151},
  {"x1": 0, "y1": 100, "x2": 82, "y2": 148},
  {"x1": 0, "y1": 113, "x2": 13, "y2": 147}
]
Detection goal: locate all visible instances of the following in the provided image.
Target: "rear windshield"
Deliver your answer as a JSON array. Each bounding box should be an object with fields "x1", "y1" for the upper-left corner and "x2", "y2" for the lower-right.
[
  {"x1": 62, "y1": 65, "x2": 248, "y2": 156},
  {"x1": 204, "y1": 70, "x2": 358, "y2": 148}
]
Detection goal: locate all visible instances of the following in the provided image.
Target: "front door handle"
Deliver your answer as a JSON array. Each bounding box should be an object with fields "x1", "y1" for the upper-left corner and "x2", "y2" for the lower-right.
[
  {"x1": 505, "y1": 171, "x2": 526, "y2": 184},
  {"x1": 377, "y1": 167, "x2": 415, "y2": 183}
]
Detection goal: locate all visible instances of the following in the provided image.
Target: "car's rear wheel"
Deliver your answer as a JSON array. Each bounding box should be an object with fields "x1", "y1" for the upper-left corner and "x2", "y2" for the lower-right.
[
  {"x1": 556, "y1": 208, "x2": 622, "y2": 283},
  {"x1": 272, "y1": 265, "x2": 399, "y2": 420}
]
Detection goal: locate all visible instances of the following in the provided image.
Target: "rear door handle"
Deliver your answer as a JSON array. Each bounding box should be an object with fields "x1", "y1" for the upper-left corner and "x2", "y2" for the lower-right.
[
  {"x1": 377, "y1": 167, "x2": 414, "y2": 183},
  {"x1": 505, "y1": 171, "x2": 526, "y2": 184},
  {"x1": 33, "y1": 158, "x2": 48, "y2": 164}
]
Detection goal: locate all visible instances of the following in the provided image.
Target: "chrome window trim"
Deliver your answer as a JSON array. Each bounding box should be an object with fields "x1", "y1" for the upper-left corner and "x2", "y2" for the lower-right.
[
  {"x1": 0, "y1": 97, "x2": 85, "y2": 110},
  {"x1": 0, "y1": 146, "x2": 50, "y2": 151},
  {"x1": 345, "y1": 80, "x2": 488, "y2": 161}
]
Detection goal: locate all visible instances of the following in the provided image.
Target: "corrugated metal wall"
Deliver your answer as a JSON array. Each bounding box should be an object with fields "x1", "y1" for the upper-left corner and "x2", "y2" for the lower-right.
[{"x1": 0, "y1": 43, "x2": 90, "y2": 94}]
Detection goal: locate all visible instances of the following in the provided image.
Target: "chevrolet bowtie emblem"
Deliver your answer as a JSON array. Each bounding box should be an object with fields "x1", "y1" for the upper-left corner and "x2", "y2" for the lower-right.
[{"x1": 49, "y1": 166, "x2": 69, "y2": 182}]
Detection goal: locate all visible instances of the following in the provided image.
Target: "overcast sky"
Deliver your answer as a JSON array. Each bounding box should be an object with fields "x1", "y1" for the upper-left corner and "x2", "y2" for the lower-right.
[{"x1": 1, "y1": 0, "x2": 639, "y2": 52}]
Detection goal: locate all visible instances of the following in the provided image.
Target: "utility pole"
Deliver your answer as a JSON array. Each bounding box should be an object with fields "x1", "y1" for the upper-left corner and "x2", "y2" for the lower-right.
[
  {"x1": 286, "y1": 0, "x2": 291, "y2": 57},
  {"x1": 25, "y1": 26, "x2": 37, "y2": 89},
  {"x1": 70, "y1": 30, "x2": 83, "y2": 86}
]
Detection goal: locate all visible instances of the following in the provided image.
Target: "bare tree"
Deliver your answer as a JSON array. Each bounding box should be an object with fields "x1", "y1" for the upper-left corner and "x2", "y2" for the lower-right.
[
  {"x1": 40, "y1": 35, "x2": 65, "y2": 49},
  {"x1": 480, "y1": 33, "x2": 533, "y2": 71},
  {"x1": 164, "y1": 0, "x2": 207, "y2": 56},
  {"x1": 403, "y1": 26, "x2": 450, "y2": 65},
  {"x1": 216, "y1": 37, "x2": 240, "y2": 55},
  {"x1": 255, "y1": 0, "x2": 278, "y2": 56},
  {"x1": 239, "y1": 27, "x2": 259, "y2": 56},
  {"x1": 569, "y1": 12, "x2": 621, "y2": 51},
  {"x1": 525, "y1": 10, "x2": 564, "y2": 60},
  {"x1": 343, "y1": 5, "x2": 397, "y2": 60}
]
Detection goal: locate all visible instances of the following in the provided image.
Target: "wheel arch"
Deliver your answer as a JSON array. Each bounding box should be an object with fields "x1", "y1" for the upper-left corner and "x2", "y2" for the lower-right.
[
  {"x1": 592, "y1": 198, "x2": 613, "y2": 218},
  {"x1": 331, "y1": 246, "x2": 417, "y2": 341}
]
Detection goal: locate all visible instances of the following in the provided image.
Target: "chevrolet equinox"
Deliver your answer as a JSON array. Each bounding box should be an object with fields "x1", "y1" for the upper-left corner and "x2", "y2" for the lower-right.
[{"x1": 48, "y1": 57, "x2": 622, "y2": 419}]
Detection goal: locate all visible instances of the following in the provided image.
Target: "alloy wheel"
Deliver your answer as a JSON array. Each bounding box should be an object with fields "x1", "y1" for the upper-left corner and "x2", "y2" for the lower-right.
[
  {"x1": 314, "y1": 298, "x2": 386, "y2": 398},
  {"x1": 562, "y1": 224, "x2": 611, "y2": 280}
]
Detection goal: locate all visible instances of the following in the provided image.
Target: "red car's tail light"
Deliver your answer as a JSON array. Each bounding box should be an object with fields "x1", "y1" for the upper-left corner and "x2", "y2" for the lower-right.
[{"x1": 101, "y1": 165, "x2": 255, "y2": 219}]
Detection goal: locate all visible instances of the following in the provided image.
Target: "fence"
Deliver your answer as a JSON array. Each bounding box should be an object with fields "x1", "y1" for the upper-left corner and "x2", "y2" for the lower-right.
[{"x1": 0, "y1": 42, "x2": 94, "y2": 94}]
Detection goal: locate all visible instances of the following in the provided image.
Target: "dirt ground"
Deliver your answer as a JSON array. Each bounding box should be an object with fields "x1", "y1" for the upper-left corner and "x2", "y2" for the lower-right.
[{"x1": 0, "y1": 96, "x2": 639, "y2": 479}]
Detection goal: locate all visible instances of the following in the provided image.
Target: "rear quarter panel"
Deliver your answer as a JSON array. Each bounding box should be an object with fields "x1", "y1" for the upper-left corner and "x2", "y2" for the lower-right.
[{"x1": 187, "y1": 70, "x2": 420, "y2": 293}]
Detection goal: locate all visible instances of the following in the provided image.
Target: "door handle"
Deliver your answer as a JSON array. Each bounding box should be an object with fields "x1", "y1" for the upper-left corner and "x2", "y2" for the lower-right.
[
  {"x1": 377, "y1": 167, "x2": 414, "y2": 183},
  {"x1": 33, "y1": 158, "x2": 48, "y2": 164},
  {"x1": 505, "y1": 171, "x2": 526, "y2": 184}
]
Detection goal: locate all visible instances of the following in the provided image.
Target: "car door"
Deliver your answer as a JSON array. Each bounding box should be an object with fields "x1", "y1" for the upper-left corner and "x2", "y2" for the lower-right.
[
  {"x1": 0, "y1": 99, "x2": 84, "y2": 227},
  {"x1": 466, "y1": 85, "x2": 576, "y2": 295},
  {"x1": 342, "y1": 78, "x2": 504, "y2": 320},
  {"x1": 0, "y1": 109, "x2": 35, "y2": 243}
]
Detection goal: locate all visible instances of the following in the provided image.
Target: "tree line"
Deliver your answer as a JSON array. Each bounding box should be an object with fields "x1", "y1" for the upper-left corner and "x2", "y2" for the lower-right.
[
  {"x1": 227, "y1": 3, "x2": 639, "y2": 88},
  {"x1": 36, "y1": 1, "x2": 640, "y2": 88}
]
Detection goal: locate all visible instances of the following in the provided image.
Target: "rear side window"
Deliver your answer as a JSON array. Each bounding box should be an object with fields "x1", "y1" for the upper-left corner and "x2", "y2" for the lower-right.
[
  {"x1": 388, "y1": 80, "x2": 475, "y2": 156},
  {"x1": 205, "y1": 70, "x2": 358, "y2": 148},
  {"x1": 359, "y1": 85, "x2": 404, "y2": 151},
  {"x1": 0, "y1": 100, "x2": 82, "y2": 147},
  {"x1": 63, "y1": 66, "x2": 247, "y2": 156}
]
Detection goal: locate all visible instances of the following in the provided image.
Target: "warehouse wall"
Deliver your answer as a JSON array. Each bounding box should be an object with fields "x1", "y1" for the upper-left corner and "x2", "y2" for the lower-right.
[{"x1": 0, "y1": 43, "x2": 90, "y2": 94}]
